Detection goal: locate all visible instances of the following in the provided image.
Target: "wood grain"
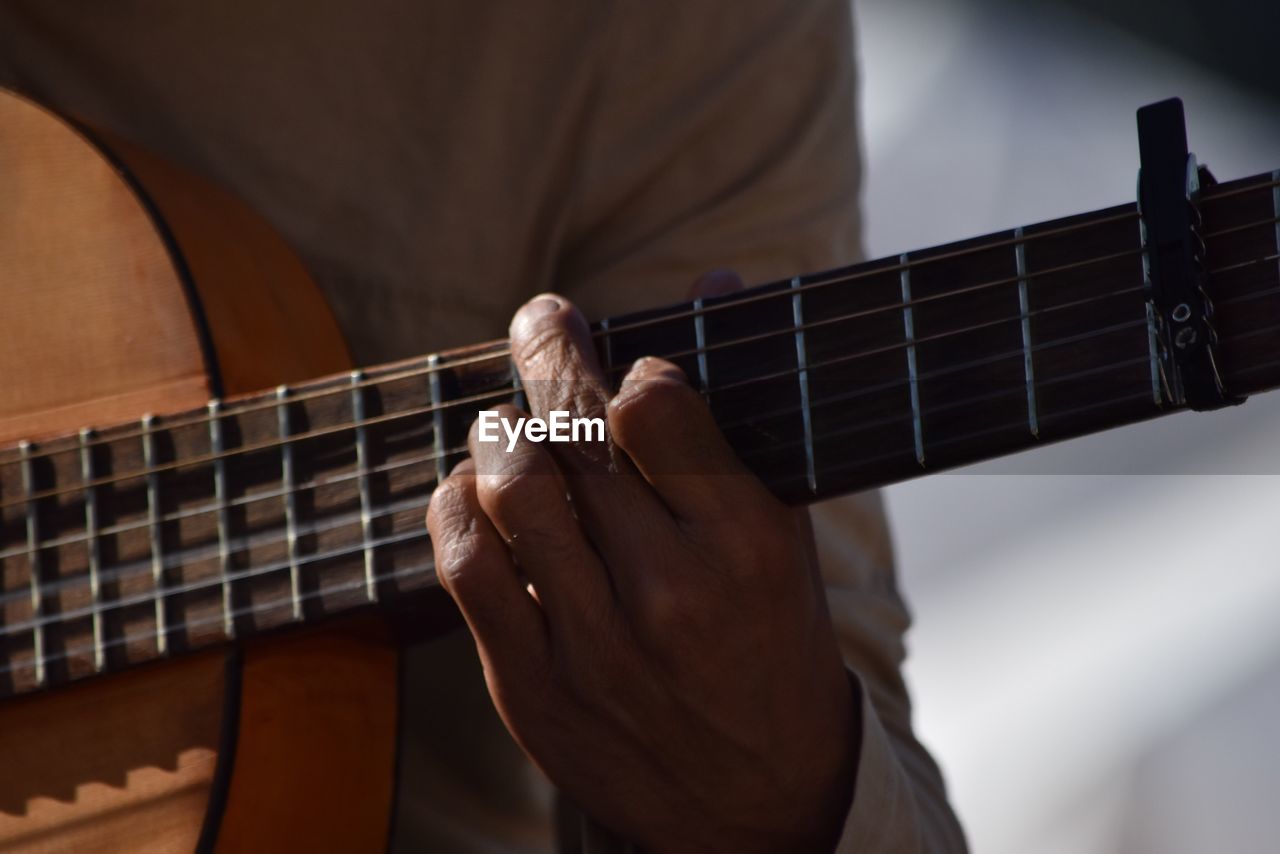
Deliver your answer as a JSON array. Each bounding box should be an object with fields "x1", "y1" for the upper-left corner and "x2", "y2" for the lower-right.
[
  {"x1": 0, "y1": 86, "x2": 400, "y2": 852},
  {"x1": 0, "y1": 90, "x2": 211, "y2": 446},
  {"x1": 0, "y1": 652, "x2": 225, "y2": 853}
]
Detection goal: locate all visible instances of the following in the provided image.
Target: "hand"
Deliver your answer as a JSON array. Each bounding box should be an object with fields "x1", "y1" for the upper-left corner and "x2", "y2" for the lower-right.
[{"x1": 426, "y1": 272, "x2": 859, "y2": 852}]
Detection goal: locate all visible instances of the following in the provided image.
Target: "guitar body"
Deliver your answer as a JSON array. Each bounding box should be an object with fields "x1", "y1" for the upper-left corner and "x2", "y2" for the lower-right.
[{"x1": 0, "y1": 89, "x2": 398, "y2": 850}]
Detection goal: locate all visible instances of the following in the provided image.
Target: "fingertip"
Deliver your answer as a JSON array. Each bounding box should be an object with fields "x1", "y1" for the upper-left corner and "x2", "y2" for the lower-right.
[
  {"x1": 509, "y1": 292, "x2": 588, "y2": 349},
  {"x1": 608, "y1": 362, "x2": 703, "y2": 448},
  {"x1": 614, "y1": 356, "x2": 689, "y2": 393}
]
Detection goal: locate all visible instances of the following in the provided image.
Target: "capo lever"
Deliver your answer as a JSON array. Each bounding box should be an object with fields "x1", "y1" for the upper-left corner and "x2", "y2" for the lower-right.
[{"x1": 1136, "y1": 97, "x2": 1243, "y2": 411}]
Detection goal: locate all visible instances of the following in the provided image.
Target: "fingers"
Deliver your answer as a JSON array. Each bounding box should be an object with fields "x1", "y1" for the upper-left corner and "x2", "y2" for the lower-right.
[
  {"x1": 509, "y1": 295, "x2": 614, "y2": 470},
  {"x1": 426, "y1": 459, "x2": 549, "y2": 673},
  {"x1": 609, "y1": 357, "x2": 778, "y2": 528},
  {"x1": 468, "y1": 405, "x2": 615, "y2": 637},
  {"x1": 507, "y1": 294, "x2": 675, "y2": 577}
]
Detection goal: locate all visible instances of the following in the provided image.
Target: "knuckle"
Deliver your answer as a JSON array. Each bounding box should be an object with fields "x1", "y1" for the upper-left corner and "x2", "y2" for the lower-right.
[
  {"x1": 718, "y1": 511, "x2": 795, "y2": 584},
  {"x1": 641, "y1": 586, "x2": 691, "y2": 632},
  {"x1": 426, "y1": 474, "x2": 473, "y2": 535},
  {"x1": 639, "y1": 576, "x2": 712, "y2": 645},
  {"x1": 479, "y1": 466, "x2": 539, "y2": 521},
  {"x1": 475, "y1": 442, "x2": 551, "y2": 515},
  {"x1": 433, "y1": 520, "x2": 486, "y2": 594}
]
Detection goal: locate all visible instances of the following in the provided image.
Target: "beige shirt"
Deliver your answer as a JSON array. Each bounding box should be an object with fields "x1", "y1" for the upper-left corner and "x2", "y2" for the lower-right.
[{"x1": 0, "y1": 1, "x2": 965, "y2": 849}]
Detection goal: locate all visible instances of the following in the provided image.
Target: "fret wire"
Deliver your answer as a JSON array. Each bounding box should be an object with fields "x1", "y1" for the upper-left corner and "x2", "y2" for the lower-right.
[
  {"x1": 790, "y1": 277, "x2": 817, "y2": 494},
  {"x1": 0, "y1": 244, "x2": 1174, "y2": 507},
  {"x1": 511, "y1": 358, "x2": 528, "y2": 412},
  {"x1": 580, "y1": 207, "x2": 1140, "y2": 340},
  {"x1": 1014, "y1": 228, "x2": 1040, "y2": 436},
  {"x1": 4, "y1": 230, "x2": 1277, "y2": 513},
  {"x1": 725, "y1": 316, "x2": 1150, "y2": 433},
  {"x1": 18, "y1": 441, "x2": 46, "y2": 687},
  {"x1": 599, "y1": 317, "x2": 614, "y2": 376},
  {"x1": 900, "y1": 254, "x2": 926, "y2": 466},
  {"x1": 4, "y1": 302, "x2": 1271, "y2": 629},
  {"x1": 1, "y1": 341, "x2": 1170, "y2": 649},
  {"x1": 350, "y1": 371, "x2": 377, "y2": 604},
  {"x1": 6, "y1": 310, "x2": 1157, "y2": 617},
  {"x1": 605, "y1": 247, "x2": 1146, "y2": 375},
  {"x1": 0, "y1": 206, "x2": 1151, "y2": 474},
  {"x1": 692, "y1": 297, "x2": 710, "y2": 396},
  {"x1": 741, "y1": 354, "x2": 1154, "y2": 462},
  {"x1": 141, "y1": 415, "x2": 167, "y2": 655},
  {"x1": 78, "y1": 428, "x2": 106, "y2": 673},
  {"x1": 1272, "y1": 170, "x2": 1280, "y2": 289},
  {"x1": 0, "y1": 281, "x2": 1161, "y2": 570},
  {"x1": 0, "y1": 439, "x2": 439, "y2": 562},
  {"x1": 768, "y1": 388, "x2": 1160, "y2": 494},
  {"x1": 208, "y1": 401, "x2": 236, "y2": 638},
  {"x1": 14, "y1": 195, "x2": 1280, "y2": 486},
  {"x1": 0, "y1": 549, "x2": 434, "y2": 683},
  {"x1": 0, "y1": 275, "x2": 1172, "y2": 568},
  {"x1": 276, "y1": 386, "x2": 304, "y2": 622},
  {"x1": 3, "y1": 515, "x2": 432, "y2": 642},
  {"x1": 428, "y1": 355, "x2": 450, "y2": 485}
]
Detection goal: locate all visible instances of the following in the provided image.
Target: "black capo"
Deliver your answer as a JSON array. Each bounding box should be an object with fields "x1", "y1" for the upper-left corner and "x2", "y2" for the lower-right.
[{"x1": 1136, "y1": 98, "x2": 1243, "y2": 411}]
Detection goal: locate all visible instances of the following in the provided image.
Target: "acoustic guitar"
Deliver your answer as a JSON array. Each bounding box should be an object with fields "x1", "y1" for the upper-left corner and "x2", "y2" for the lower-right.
[{"x1": 1, "y1": 87, "x2": 1277, "y2": 851}]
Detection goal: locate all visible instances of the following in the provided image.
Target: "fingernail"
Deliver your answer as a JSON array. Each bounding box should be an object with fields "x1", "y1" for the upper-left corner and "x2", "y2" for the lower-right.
[{"x1": 526, "y1": 295, "x2": 561, "y2": 316}]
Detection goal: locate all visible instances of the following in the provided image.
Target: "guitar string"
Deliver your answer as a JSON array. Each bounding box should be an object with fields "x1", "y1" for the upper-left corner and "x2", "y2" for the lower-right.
[
  {"x1": 1212, "y1": 253, "x2": 1280, "y2": 285},
  {"x1": 767, "y1": 387, "x2": 1162, "y2": 492},
  {"x1": 2, "y1": 197, "x2": 1274, "y2": 474},
  {"x1": 2, "y1": 204, "x2": 1275, "y2": 485},
  {"x1": 0, "y1": 383, "x2": 1167, "y2": 650},
  {"x1": 717, "y1": 261, "x2": 1278, "y2": 421},
  {"x1": 728, "y1": 337, "x2": 1152, "y2": 446},
  {"x1": 0, "y1": 307, "x2": 1151, "y2": 594},
  {"x1": 2, "y1": 234, "x2": 1269, "y2": 550},
  {"x1": 4, "y1": 445, "x2": 440, "y2": 557},
  {"x1": 0, "y1": 240, "x2": 1197, "y2": 507},
  {"x1": 2, "y1": 486, "x2": 436, "y2": 614},
  {"x1": 3, "y1": 521, "x2": 432, "y2": 636},
  {"x1": 0, "y1": 280, "x2": 1152, "y2": 554},
  {"x1": 0, "y1": 212, "x2": 1275, "y2": 510},
  {"x1": 4, "y1": 207, "x2": 1143, "y2": 460},
  {"x1": 10, "y1": 292, "x2": 1280, "y2": 625},
  {"x1": 0, "y1": 317, "x2": 1167, "y2": 612},
  {"x1": 1196, "y1": 175, "x2": 1280, "y2": 204},
  {"x1": 12, "y1": 277, "x2": 1280, "y2": 624},
  {"x1": 1, "y1": 247, "x2": 1275, "y2": 533},
  {"x1": 3, "y1": 179, "x2": 1276, "y2": 678},
  {"x1": 8, "y1": 277, "x2": 1280, "y2": 636},
  {"x1": 0, "y1": 557, "x2": 432, "y2": 684},
  {"x1": 6, "y1": 294, "x2": 1273, "y2": 622},
  {"x1": 736, "y1": 356, "x2": 1154, "y2": 463}
]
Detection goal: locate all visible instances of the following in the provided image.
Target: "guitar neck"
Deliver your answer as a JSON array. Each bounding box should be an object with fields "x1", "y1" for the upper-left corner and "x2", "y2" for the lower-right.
[{"x1": 1, "y1": 169, "x2": 1277, "y2": 700}]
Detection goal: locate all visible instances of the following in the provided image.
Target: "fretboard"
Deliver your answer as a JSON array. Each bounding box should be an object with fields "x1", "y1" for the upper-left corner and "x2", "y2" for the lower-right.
[{"x1": 2, "y1": 169, "x2": 1277, "y2": 700}]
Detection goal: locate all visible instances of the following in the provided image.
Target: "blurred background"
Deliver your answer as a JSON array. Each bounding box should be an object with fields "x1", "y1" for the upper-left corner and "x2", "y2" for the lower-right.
[{"x1": 853, "y1": 0, "x2": 1280, "y2": 851}]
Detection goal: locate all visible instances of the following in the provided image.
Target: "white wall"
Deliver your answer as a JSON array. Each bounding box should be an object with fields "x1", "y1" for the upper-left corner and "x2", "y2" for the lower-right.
[{"x1": 854, "y1": 1, "x2": 1280, "y2": 850}]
